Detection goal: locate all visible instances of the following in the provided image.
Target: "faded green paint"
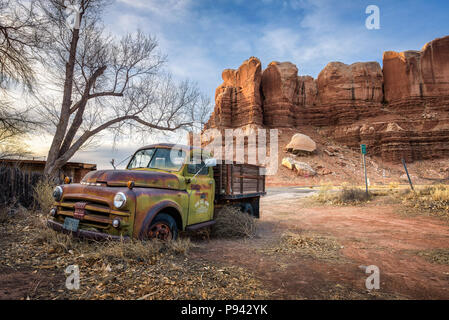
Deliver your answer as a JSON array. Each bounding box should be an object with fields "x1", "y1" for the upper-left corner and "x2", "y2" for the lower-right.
[{"x1": 48, "y1": 144, "x2": 215, "y2": 239}]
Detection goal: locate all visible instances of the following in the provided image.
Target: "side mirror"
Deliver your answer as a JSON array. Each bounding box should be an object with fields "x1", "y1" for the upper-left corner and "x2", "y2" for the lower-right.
[{"x1": 205, "y1": 158, "x2": 217, "y2": 167}]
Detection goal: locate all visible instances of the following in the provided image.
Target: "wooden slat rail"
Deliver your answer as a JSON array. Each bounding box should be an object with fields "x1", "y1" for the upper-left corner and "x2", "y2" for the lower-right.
[
  {"x1": 232, "y1": 174, "x2": 264, "y2": 180},
  {"x1": 214, "y1": 162, "x2": 266, "y2": 198}
]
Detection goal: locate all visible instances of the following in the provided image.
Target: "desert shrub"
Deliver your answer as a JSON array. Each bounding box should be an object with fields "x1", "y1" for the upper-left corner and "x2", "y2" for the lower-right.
[
  {"x1": 400, "y1": 184, "x2": 449, "y2": 216},
  {"x1": 315, "y1": 183, "x2": 371, "y2": 205},
  {"x1": 338, "y1": 186, "x2": 371, "y2": 204},
  {"x1": 33, "y1": 178, "x2": 56, "y2": 213},
  {"x1": 212, "y1": 205, "x2": 257, "y2": 239}
]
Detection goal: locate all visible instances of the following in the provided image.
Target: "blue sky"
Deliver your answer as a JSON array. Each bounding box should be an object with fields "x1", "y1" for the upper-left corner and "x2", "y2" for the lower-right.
[
  {"x1": 59, "y1": 0, "x2": 449, "y2": 169},
  {"x1": 105, "y1": 0, "x2": 449, "y2": 98}
]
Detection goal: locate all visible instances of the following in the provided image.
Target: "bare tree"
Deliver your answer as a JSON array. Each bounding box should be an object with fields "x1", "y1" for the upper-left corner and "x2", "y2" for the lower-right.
[
  {"x1": 0, "y1": 0, "x2": 42, "y2": 159},
  {"x1": 0, "y1": 101, "x2": 34, "y2": 159},
  {"x1": 0, "y1": 0, "x2": 42, "y2": 88},
  {"x1": 32, "y1": 0, "x2": 208, "y2": 177}
]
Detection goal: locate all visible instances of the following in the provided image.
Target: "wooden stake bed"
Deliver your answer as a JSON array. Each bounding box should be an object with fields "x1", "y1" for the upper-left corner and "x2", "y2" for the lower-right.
[{"x1": 213, "y1": 162, "x2": 266, "y2": 200}]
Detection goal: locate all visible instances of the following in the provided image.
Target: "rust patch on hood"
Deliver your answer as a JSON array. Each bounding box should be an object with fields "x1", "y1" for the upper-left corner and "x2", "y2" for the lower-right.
[{"x1": 82, "y1": 170, "x2": 181, "y2": 190}]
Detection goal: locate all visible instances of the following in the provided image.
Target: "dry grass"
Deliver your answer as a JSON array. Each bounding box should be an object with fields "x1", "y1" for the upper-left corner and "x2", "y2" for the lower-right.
[
  {"x1": 315, "y1": 183, "x2": 371, "y2": 205},
  {"x1": 0, "y1": 210, "x2": 268, "y2": 300},
  {"x1": 263, "y1": 231, "x2": 342, "y2": 261},
  {"x1": 338, "y1": 187, "x2": 371, "y2": 203},
  {"x1": 0, "y1": 203, "x2": 27, "y2": 224},
  {"x1": 0, "y1": 206, "x2": 10, "y2": 224},
  {"x1": 33, "y1": 178, "x2": 56, "y2": 213},
  {"x1": 211, "y1": 206, "x2": 257, "y2": 239},
  {"x1": 388, "y1": 182, "x2": 400, "y2": 192},
  {"x1": 33, "y1": 226, "x2": 193, "y2": 263},
  {"x1": 399, "y1": 184, "x2": 449, "y2": 217},
  {"x1": 315, "y1": 182, "x2": 334, "y2": 203},
  {"x1": 417, "y1": 249, "x2": 449, "y2": 265}
]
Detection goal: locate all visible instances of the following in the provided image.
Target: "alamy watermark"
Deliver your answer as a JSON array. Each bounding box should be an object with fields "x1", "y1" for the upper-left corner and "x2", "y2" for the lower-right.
[
  {"x1": 366, "y1": 5, "x2": 380, "y2": 30},
  {"x1": 65, "y1": 265, "x2": 80, "y2": 290},
  {"x1": 65, "y1": 1, "x2": 81, "y2": 30},
  {"x1": 361, "y1": 265, "x2": 380, "y2": 290},
  {"x1": 169, "y1": 128, "x2": 279, "y2": 176}
]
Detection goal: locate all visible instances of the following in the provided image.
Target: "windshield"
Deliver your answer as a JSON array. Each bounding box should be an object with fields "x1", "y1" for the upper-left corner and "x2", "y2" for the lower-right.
[{"x1": 127, "y1": 148, "x2": 186, "y2": 171}]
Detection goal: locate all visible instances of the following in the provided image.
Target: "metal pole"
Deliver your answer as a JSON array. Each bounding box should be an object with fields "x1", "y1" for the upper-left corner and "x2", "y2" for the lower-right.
[
  {"x1": 363, "y1": 154, "x2": 368, "y2": 194},
  {"x1": 402, "y1": 158, "x2": 414, "y2": 191}
]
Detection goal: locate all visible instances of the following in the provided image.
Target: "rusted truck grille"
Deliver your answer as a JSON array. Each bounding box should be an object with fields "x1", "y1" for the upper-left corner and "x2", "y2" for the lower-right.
[{"x1": 57, "y1": 198, "x2": 128, "y2": 229}]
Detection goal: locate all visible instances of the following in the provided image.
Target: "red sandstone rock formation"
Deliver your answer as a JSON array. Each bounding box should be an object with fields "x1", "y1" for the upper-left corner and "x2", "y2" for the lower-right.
[
  {"x1": 317, "y1": 62, "x2": 383, "y2": 104},
  {"x1": 205, "y1": 57, "x2": 263, "y2": 129},
  {"x1": 261, "y1": 61, "x2": 301, "y2": 127},
  {"x1": 205, "y1": 35, "x2": 449, "y2": 163},
  {"x1": 383, "y1": 36, "x2": 449, "y2": 102}
]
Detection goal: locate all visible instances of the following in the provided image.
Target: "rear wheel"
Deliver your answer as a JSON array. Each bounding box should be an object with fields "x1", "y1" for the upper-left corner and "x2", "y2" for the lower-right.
[
  {"x1": 241, "y1": 202, "x2": 254, "y2": 216},
  {"x1": 147, "y1": 213, "x2": 178, "y2": 240}
]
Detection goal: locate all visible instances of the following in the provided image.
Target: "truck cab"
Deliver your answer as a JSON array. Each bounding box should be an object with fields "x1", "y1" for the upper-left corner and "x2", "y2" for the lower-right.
[{"x1": 47, "y1": 144, "x2": 265, "y2": 240}]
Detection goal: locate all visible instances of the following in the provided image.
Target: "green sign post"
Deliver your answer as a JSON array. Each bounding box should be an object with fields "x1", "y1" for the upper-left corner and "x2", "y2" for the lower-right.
[
  {"x1": 361, "y1": 145, "x2": 368, "y2": 194},
  {"x1": 361, "y1": 144, "x2": 367, "y2": 155}
]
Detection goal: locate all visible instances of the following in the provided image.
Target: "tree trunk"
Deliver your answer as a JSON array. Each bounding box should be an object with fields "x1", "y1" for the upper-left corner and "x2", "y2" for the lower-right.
[{"x1": 44, "y1": 27, "x2": 80, "y2": 177}]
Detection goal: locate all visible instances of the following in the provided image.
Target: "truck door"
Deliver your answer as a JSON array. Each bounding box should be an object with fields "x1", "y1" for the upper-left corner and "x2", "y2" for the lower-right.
[{"x1": 185, "y1": 156, "x2": 215, "y2": 226}]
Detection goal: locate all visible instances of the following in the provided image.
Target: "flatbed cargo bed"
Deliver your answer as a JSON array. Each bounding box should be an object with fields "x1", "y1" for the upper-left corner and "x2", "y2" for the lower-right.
[{"x1": 213, "y1": 162, "x2": 266, "y2": 201}]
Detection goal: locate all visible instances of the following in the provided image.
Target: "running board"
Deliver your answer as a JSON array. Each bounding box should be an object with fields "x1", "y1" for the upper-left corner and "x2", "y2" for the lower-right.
[{"x1": 185, "y1": 220, "x2": 216, "y2": 231}]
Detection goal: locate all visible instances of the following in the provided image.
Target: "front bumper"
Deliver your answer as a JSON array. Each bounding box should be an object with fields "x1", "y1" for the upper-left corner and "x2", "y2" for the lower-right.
[{"x1": 47, "y1": 219, "x2": 130, "y2": 241}]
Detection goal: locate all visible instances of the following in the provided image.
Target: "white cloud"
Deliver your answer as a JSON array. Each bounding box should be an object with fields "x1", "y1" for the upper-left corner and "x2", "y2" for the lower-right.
[
  {"x1": 117, "y1": 0, "x2": 191, "y2": 20},
  {"x1": 261, "y1": 28, "x2": 301, "y2": 58}
]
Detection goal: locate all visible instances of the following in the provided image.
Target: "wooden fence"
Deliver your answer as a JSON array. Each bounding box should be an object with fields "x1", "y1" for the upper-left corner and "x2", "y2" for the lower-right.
[{"x1": 0, "y1": 166, "x2": 46, "y2": 208}]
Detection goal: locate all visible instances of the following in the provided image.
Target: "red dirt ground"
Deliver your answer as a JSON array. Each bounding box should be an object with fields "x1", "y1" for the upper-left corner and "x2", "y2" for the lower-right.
[{"x1": 192, "y1": 189, "x2": 449, "y2": 299}]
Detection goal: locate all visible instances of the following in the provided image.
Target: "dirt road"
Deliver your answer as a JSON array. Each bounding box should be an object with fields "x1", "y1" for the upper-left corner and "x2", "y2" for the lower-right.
[{"x1": 192, "y1": 187, "x2": 449, "y2": 299}]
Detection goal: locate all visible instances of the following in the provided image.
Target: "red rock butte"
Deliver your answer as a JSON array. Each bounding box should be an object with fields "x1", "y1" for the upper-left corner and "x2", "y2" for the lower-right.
[{"x1": 205, "y1": 35, "x2": 449, "y2": 163}]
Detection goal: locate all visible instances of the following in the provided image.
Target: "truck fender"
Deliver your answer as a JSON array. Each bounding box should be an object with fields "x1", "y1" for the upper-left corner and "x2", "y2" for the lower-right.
[{"x1": 138, "y1": 200, "x2": 183, "y2": 239}]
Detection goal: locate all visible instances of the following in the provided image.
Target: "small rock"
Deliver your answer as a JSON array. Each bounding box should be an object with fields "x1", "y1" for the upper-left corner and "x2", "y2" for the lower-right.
[
  {"x1": 317, "y1": 167, "x2": 333, "y2": 176},
  {"x1": 324, "y1": 149, "x2": 336, "y2": 157},
  {"x1": 282, "y1": 157, "x2": 317, "y2": 177}
]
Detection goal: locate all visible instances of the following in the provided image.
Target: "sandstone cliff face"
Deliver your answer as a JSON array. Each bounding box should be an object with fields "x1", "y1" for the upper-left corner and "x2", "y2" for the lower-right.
[
  {"x1": 317, "y1": 62, "x2": 383, "y2": 104},
  {"x1": 383, "y1": 36, "x2": 449, "y2": 102},
  {"x1": 261, "y1": 61, "x2": 301, "y2": 127},
  {"x1": 205, "y1": 57, "x2": 263, "y2": 129},
  {"x1": 205, "y1": 35, "x2": 449, "y2": 163}
]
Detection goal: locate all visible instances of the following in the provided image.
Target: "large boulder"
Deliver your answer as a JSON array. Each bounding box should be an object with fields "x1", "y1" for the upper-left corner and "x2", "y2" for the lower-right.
[{"x1": 285, "y1": 133, "x2": 317, "y2": 154}]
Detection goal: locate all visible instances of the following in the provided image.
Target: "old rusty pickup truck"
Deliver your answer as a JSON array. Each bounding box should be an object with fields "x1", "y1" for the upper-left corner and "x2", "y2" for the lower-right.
[{"x1": 47, "y1": 144, "x2": 266, "y2": 240}]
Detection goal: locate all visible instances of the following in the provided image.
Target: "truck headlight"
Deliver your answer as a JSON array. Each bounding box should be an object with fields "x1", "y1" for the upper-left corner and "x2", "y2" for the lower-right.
[
  {"x1": 113, "y1": 192, "x2": 127, "y2": 209},
  {"x1": 53, "y1": 186, "x2": 63, "y2": 201}
]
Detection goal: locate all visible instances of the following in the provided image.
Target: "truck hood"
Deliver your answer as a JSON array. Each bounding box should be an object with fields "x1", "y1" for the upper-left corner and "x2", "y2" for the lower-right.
[{"x1": 82, "y1": 170, "x2": 182, "y2": 190}]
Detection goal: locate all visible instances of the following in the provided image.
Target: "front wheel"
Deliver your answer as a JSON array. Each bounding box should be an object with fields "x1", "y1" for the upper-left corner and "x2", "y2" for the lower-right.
[{"x1": 147, "y1": 213, "x2": 178, "y2": 240}]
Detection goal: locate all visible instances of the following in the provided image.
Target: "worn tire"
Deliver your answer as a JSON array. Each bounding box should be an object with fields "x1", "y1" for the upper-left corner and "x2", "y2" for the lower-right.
[
  {"x1": 147, "y1": 213, "x2": 178, "y2": 240},
  {"x1": 241, "y1": 202, "x2": 254, "y2": 217}
]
